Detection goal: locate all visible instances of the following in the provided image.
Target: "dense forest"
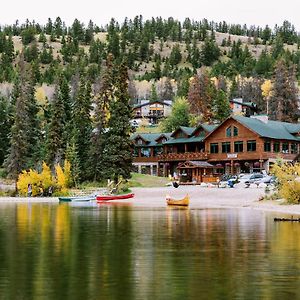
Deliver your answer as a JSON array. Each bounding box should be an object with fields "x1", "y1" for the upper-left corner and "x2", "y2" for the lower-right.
[{"x1": 0, "y1": 16, "x2": 300, "y2": 186}]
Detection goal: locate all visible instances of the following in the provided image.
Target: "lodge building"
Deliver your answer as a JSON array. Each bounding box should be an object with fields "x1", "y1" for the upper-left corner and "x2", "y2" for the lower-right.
[{"x1": 132, "y1": 115, "x2": 300, "y2": 183}]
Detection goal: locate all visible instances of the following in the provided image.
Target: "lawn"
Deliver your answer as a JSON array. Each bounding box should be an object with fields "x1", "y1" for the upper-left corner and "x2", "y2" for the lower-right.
[{"x1": 129, "y1": 172, "x2": 170, "y2": 187}]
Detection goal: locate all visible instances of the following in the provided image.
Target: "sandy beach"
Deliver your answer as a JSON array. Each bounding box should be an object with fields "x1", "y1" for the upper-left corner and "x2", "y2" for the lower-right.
[{"x1": 0, "y1": 184, "x2": 299, "y2": 216}]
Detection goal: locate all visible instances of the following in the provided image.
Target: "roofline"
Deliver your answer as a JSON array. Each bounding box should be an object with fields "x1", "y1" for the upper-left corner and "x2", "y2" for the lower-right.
[{"x1": 203, "y1": 115, "x2": 260, "y2": 141}]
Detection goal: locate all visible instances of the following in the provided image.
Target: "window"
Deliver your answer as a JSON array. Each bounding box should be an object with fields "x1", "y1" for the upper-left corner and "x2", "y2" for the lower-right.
[
  {"x1": 154, "y1": 147, "x2": 163, "y2": 156},
  {"x1": 291, "y1": 143, "x2": 298, "y2": 154},
  {"x1": 233, "y1": 126, "x2": 238, "y2": 136},
  {"x1": 222, "y1": 142, "x2": 231, "y2": 153},
  {"x1": 247, "y1": 140, "x2": 256, "y2": 152},
  {"x1": 273, "y1": 142, "x2": 280, "y2": 153},
  {"x1": 226, "y1": 126, "x2": 232, "y2": 137},
  {"x1": 210, "y1": 143, "x2": 219, "y2": 154},
  {"x1": 141, "y1": 147, "x2": 151, "y2": 157},
  {"x1": 133, "y1": 148, "x2": 139, "y2": 157},
  {"x1": 264, "y1": 141, "x2": 271, "y2": 152},
  {"x1": 282, "y1": 142, "x2": 289, "y2": 153},
  {"x1": 234, "y1": 141, "x2": 243, "y2": 152},
  {"x1": 137, "y1": 138, "x2": 143, "y2": 145}
]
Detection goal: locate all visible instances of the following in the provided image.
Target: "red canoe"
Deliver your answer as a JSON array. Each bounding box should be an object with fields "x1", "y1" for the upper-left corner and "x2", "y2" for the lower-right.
[{"x1": 96, "y1": 193, "x2": 135, "y2": 201}]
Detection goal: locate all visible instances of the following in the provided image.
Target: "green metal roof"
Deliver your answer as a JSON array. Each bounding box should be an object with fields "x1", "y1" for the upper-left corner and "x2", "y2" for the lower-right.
[
  {"x1": 164, "y1": 135, "x2": 205, "y2": 145},
  {"x1": 233, "y1": 116, "x2": 299, "y2": 141},
  {"x1": 131, "y1": 132, "x2": 172, "y2": 147}
]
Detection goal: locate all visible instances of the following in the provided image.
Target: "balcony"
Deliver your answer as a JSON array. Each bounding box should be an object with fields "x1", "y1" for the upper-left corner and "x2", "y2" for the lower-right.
[{"x1": 157, "y1": 152, "x2": 208, "y2": 162}]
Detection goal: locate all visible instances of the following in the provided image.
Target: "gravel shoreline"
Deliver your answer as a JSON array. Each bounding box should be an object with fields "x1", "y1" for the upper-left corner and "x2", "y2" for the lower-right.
[{"x1": 0, "y1": 185, "x2": 299, "y2": 216}]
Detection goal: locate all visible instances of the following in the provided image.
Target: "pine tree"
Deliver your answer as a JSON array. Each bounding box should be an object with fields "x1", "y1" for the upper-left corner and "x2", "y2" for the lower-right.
[
  {"x1": 0, "y1": 96, "x2": 13, "y2": 166},
  {"x1": 45, "y1": 82, "x2": 66, "y2": 166},
  {"x1": 269, "y1": 60, "x2": 299, "y2": 122},
  {"x1": 88, "y1": 56, "x2": 114, "y2": 181},
  {"x1": 71, "y1": 75, "x2": 93, "y2": 181},
  {"x1": 102, "y1": 63, "x2": 133, "y2": 183},
  {"x1": 212, "y1": 90, "x2": 231, "y2": 122}
]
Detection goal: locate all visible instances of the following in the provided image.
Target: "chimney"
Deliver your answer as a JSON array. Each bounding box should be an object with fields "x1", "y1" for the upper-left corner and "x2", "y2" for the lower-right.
[{"x1": 250, "y1": 115, "x2": 268, "y2": 124}]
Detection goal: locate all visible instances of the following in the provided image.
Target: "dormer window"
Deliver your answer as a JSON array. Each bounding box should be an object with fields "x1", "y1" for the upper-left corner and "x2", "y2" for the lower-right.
[
  {"x1": 137, "y1": 138, "x2": 143, "y2": 145},
  {"x1": 161, "y1": 138, "x2": 166, "y2": 143},
  {"x1": 226, "y1": 126, "x2": 231, "y2": 137}
]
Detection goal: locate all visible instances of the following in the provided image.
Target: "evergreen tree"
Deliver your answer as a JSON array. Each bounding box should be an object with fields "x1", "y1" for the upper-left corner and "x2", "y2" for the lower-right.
[
  {"x1": 269, "y1": 60, "x2": 299, "y2": 122},
  {"x1": 71, "y1": 75, "x2": 93, "y2": 181},
  {"x1": 160, "y1": 77, "x2": 174, "y2": 100},
  {"x1": 150, "y1": 83, "x2": 159, "y2": 101},
  {"x1": 88, "y1": 56, "x2": 114, "y2": 181},
  {"x1": 0, "y1": 96, "x2": 13, "y2": 166},
  {"x1": 212, "y1": 90, "x2": 231, "y2": 122},
  {"x1": 45, "y1": 83, "x2": 66, "y2": 166},
  {"x1": 102, "y1": 63, "x2": 133, "y2": 183}
]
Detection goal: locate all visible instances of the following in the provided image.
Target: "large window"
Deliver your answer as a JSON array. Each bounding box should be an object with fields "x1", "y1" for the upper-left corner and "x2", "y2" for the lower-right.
[
  {"x1": 282, "y1": 142, "x2": 289, "y2": 153},
  {"x1": 247, "y1": 140, "x2": 256, "y2": 152},
  {"x1": 222, "y1": 142, "x2": 231, "y2": 153},
  {"x1": 234, "y1": 141, "x2": 243, "y2": 152},
  {"x1": 226, "y1": 126, "x2": 232, "y2": 137},
  {"x1": 273, "y1": 142, "x2": 280, "y2": 153},
  {"x1": 210, "y1": 143, "x2": 219, "y2": 154},
  {"x1": 233, "y1": 126, "x2": 238, "y2": 136},
  {"x1": 264, "y1": 140, "x2": 271, "y2": 152}
]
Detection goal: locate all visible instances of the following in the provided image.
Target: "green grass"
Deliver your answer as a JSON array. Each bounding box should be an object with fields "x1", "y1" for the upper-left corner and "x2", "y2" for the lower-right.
[
  {"x1": 135, "y1": 125, "x2": 161, "y2": 133},
  {"x1": 129, "y1": 172, "x2": 170, "y2": 187}
]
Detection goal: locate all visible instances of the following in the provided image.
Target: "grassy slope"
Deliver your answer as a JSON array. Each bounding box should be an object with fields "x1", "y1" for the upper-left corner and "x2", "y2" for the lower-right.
[{"x1": 129, "y1": 172, "x2": 170, "y2": 187}]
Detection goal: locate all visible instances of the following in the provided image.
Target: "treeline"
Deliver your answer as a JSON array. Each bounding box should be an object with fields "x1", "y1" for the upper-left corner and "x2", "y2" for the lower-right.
[{"x1": 0, "y1": 17, "x2": 300, "y2": 84}]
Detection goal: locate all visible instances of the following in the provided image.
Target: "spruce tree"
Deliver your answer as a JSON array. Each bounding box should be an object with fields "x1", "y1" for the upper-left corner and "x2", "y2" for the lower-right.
[
  {"x1": 88, "y1": 56, "x2": 114, "y2": 181},
  {"x1": 102, "y1": 63, "x2": 133, "y2": 183},
  {"x1": 71, "y1": 75, "x2": 93, "y2": 181}
]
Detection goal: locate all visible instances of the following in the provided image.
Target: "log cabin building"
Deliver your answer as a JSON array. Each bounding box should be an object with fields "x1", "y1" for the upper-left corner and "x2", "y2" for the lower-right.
[{"x1": 132, "y1": 115, "x2": 300, "y2": 183}]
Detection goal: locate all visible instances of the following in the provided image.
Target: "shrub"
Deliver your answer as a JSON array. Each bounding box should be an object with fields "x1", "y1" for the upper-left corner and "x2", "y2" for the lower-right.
[{"x1": 271, "y1": 162, "x2": 300, "y2": 204}]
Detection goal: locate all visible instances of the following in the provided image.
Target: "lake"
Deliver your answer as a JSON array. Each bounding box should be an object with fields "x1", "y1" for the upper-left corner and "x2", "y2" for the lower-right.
[{"x1": 0, "y1": 202, "x2": 299, "y2": 300}]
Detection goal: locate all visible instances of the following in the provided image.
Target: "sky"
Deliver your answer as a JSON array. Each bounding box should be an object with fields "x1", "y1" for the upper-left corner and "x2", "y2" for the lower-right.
[{"x1": 1, "y1": 0, "x2": 300, "y2": 31}]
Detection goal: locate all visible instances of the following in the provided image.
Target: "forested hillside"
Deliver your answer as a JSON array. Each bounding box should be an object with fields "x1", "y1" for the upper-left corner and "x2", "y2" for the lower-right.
[{"x1": 1, "y1": 16, "x2": 300, "y2": 185}]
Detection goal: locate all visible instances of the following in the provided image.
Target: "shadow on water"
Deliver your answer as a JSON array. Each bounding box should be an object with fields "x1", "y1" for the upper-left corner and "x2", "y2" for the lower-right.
[{"x1": 0, "y1": 203, "x2": 299, "y2": 299}]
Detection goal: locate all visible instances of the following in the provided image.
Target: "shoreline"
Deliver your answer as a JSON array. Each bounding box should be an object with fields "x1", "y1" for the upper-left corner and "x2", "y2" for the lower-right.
[{"x1": 0, "y1": 185, "x2": 299, "y2": 216}]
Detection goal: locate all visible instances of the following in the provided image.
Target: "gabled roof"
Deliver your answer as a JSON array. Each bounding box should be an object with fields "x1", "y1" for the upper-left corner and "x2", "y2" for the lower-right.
[
  {"x1": 164, "y1": 135, "x2": 205, "y2": 145},
  {"x1": 133, "y1": 100, "x2": 172, "y2": 109},
  {"x1": 203, "y1": 115, "x2": 300, "y2": 142},
  {"x1": 170, "y1": 126, "x2": 196, "y2": 138},
  {"x1": 131, "y1": 132, "x2": 172, "y2": 146},
  {"x1": 177, "y1": 161, "x2": 214, "y2": 169},
  {"x1": 191, "y1": 124, "x2": 218, "y2": 136},
  {"x1": 233, "y1": 116, "x2": 299, "y2": 141}
]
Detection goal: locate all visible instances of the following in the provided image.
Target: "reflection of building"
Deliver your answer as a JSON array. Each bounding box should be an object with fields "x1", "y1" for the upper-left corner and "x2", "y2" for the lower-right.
[
  {"x1": 132, "y1": 100, "x2": 172, "y2": 124},
  {"x1": 132, "y1": 115, "x2": 300, "y2": 183}
]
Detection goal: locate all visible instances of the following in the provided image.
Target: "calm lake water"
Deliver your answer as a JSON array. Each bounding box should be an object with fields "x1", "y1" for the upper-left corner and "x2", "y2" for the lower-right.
[{"x1": 0, "y1": 202, "x2": 299, "y2": 300}]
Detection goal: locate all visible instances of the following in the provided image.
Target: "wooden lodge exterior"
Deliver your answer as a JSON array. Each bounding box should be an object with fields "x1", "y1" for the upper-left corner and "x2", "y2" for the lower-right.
[{"x1": 132, "y1": 115, "x2": 300, "y2": 183}]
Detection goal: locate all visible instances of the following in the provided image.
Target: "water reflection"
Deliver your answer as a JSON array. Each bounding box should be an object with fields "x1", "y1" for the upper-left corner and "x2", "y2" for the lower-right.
[{"x1": 0, "y1": 203, "x2": 299, "y2": 299}]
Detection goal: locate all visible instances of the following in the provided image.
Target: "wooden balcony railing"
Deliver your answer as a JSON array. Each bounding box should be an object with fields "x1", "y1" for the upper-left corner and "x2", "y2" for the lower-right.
[{"x1": 157, "y1": 152, "x2": 208, "y2": 161}]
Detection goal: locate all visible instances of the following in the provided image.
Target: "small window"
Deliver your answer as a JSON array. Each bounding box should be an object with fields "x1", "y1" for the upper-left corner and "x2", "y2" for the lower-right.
[
  {"x1": 264, "y1": 141, "x2": 271, "y2": 152},
  {"x1": 226, "y1": 126, "x2": 232, "y2": 137},
  {"x1": 210, "y1": 143, "x2": 219, "y2": 154},
  {"x1": 247, "y1": 140, "x2": 256, "y2": 152},
  {"x1": 137, "y1": 138, "x2": 143, "y2": 145},
  {"x1": 273, "y1": 142, "x2": 280, "y2": 153},
  {"x1": 222, "y1": 142, "x2": 231, "y2": 153},
  {"x1": 234, "y1": 141, "x2": 243, "y2": 152},
  {"x1": 282, "y1": 142, "x2": 289, "y2": 153},
  {"x1": 233, "y1": 126, "x2": 238, "y2": 136},
  {"x1": 291, "y1": 143, "x2": 298, "y2": 154}
]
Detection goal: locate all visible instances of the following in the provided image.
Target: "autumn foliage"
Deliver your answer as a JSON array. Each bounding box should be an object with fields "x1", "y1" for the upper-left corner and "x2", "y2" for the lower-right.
[
  {"x1": 17, "y1": 161, "x2": 72, "y2": 196},
  {"x1": 271, "y1": 162, "x2": 300, "y2": 204}
]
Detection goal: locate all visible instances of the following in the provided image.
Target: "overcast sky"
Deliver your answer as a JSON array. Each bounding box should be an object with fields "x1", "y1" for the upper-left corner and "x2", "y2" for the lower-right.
[{"x1": 1, "y1": 0, "x2": 300, "y2": 31}]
